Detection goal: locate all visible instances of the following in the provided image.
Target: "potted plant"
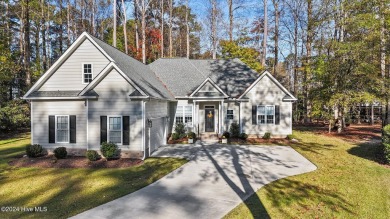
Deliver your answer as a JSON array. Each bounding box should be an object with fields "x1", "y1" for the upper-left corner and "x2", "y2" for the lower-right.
[
  {"x1": 187, "y1": 132, "x2": 196, "y2": 144},
  {"x1": 221, "y1": 136, "x2": 228, "y2": 144},
  {"x1": 188, "y1": 136, "x2": 194, "y2": 144}
]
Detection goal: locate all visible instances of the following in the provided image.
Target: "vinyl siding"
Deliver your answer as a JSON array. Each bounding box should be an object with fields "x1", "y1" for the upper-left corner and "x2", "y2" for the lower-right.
[
  {"x1": 32, "y1": 100, "x2": 87, "y2": 149},
  {"x1": 223, "y1": 102, "x2": 240, "y2": 132},
  {"x1": 198, "y1": 82, "x2": 219, "y2": 92},
  {"x1": 145, "y1": 100, "x2": 168, "y2": 118},
  {"x1": 88, "y1": 69, "x2": 143, "y2": 151},
  {"x1": 242, "y1": 75, "x2": 292, "y2": 136},
  {"x1": 39, "y1": 38, "x2": 110, "y2": 91}
]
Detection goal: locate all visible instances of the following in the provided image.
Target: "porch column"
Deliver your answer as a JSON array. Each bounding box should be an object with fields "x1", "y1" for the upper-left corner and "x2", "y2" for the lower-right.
[
  {"x1": 221, "y1": 100, "x2": 224, "y2": 134},
  {"x1": 239, "y1": 101, "x2": 243, "y2": 133}
]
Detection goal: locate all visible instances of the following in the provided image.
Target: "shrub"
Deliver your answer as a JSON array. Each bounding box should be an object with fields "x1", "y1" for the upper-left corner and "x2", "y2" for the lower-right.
[
  {"x1": 171, "y1": 133, "x2": 180, "y2": 140},
  {"x1": 86, "y1": 150, "x2": 100, "y2": 161},
  {"x1": 287, "y1": 134, "x2": 295, "y2": 140},
  {"x1": 229, "y1": 122, "x2": 240, "y2": 138},
  {"x1": 174, "y1": 123, "x2": 186, "y2": 138},
  {"x1": 26, "y1": 144, "x2": 44, "y2": 158},
  {"x1": 263, "y1": 132, "x2": 271, "y2": 139},
  {"x1": 0, "y1": 100, "x2": 30, "y2": 132},
  {"x1": 187, "y1": 132, "x2": 196, "y2": 139},
  {"x1": 383, "y1": 143, "x2": 390, "y2": 164},
  {"x1": 382, "y1": 125, "x2": 390, "y2": 163},
  {"x1": 222, "y1": 131, "x2": 230, "y2": 138},
  {"x1": 54, "y1": 147, "x2": 67, "y2": 159},
  {"x1": 239, "y1": 133, "x2": 248, "y2": 140},
  {"x1": 100, "y1": 142, "x2": 119, "y2": 159}
]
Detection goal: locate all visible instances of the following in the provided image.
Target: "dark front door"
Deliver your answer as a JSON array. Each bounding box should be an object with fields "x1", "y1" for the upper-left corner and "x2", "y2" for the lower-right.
[{"x1": 205, "y1": 109, "x2": 215, "y2": 132}]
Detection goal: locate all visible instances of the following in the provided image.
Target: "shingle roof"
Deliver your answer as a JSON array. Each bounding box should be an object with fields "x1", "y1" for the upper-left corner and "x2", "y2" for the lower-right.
[
  {"x1": 88, "y1": 34, "x2": 174, "y2": 100},
  {"x1": 149, "y1": 58, "x2": 260, "y2": 98},
  {"x1": 29, "y1": 91, "x2": 80, "y2": 98}
]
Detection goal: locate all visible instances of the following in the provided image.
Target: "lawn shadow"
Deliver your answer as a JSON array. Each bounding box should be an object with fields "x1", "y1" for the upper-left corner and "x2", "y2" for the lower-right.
[{"x1": 348, "y1": 140, "x2": 387, "y2": 165}]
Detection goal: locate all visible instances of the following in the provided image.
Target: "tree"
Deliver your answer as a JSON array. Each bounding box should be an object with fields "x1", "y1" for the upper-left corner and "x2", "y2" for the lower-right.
[{"x1": 262, "y1": 0, "x2": 268, "y2": 66}]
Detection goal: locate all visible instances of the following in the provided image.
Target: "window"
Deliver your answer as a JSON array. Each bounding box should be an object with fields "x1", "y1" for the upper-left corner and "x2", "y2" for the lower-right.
[
  {"x1": 108, "y1": 116, "x2": 122, "y2": 144},
  {"x1": 56, "y1": 116, "x2": 69, "y2": 143},
  {"x1": 257, "y1": 105, "x2": 274, "y2": 124},
  {"x1": 83, "y1": 63, "x2": 93, "y2": 84},
  {"x1": 175, "y1": 105, "x2": 193, "y2": 126},
  {"x1": 226, "y1": 109, "x2": 234, "y2": 120}
]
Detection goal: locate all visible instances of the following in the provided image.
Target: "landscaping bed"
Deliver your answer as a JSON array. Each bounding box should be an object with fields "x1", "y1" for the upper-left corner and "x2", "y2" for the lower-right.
[
  {"x1": 228, "y1": 138, "x2": 290, "y2": 145},
  {"x1": 9, "y1": 155, "x2": 143, "y2": 168}
]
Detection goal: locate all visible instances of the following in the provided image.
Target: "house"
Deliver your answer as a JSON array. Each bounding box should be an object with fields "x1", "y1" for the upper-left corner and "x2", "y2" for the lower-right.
[{"x1": 23, "y1": 32, "x2": 297, "y2": 158}]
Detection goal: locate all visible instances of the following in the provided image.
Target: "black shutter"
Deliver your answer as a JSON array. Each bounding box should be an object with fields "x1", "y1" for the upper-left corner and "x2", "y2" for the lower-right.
[
  {"x1": 70, "y1": 115, "x2": 76, "y2": 143},
  {"x1": 49, "y1": 115, "x2": 55, "y2": 143},
  {"x1": 123, "y1": 116, "x2": 130, "y2": 145},
  {"x1": 100, "y1": 116, "x2": 107, "y2": 144},
  {"x1": 275, "y1": 105, "x2": 280, "y2": 125},
  {"x1": 252, "y1": 106, "x2": 257, "y2": 125}
]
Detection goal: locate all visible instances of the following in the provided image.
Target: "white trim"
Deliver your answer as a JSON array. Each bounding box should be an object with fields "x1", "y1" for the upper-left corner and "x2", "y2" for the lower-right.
[
  {"x1": 226, "y1": 109, "x2": 234, "y2": 120},
  {"x1": 23, "y1": 32, "x2": 114, "y2": 99},
  {"x1": 142, "y1": 101, "x2": 146, "y2": 160},
  {"x1": 256, "y1": 105, "x2": 275, "y2": 125},
  {"x1": 82, "y1": 63, "x2": 94, "y2": 84},
  {"x1": 238, "y1": 71, "x2": 297, "y2": 101},
  {"x1": 221, "y1": 100, "x2": 224, "y2": 133},
  {"x1": 107, "y1": 115, "x2": 123, "y2": 145},
  {"x1": 31, "y1": 101, "x2": 34, "y2": 144},
  {"x1": 55, "y1": 115, "x2": 70, "y2": 143},
  {"x1": 78, "y1": 63, "x2": 147, "y2": 97},
  {"x1": 189, "y1": 77, "x2": 229, "y2": 98},
  {"x1": 86, "y1": 99, "x2": 89, "y2": 150},
  {"x1": 204, "y1": 105, "x2": 217, "y2": 133},
  {"x1": 239, "y1": 102, "x2": 243, "y2": 133},
  {"x1": 174, "y1": 104, "x2": 193, "y2": 128}
]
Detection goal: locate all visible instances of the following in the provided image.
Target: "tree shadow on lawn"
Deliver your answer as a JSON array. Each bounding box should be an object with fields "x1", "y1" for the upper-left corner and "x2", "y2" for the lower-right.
[{"x1": 348, "y1": 140, "x2": 388, "y2": 165}]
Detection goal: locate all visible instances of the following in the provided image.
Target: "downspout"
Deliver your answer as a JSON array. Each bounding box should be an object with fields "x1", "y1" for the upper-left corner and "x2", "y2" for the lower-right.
[
  {"x1": 142, "y1": 100, "x2": 146, "y2": 160},
  {"x1": 86, "y1": 99, "x2": 89, "y2": 150},
  {"x1": 31, "y1": 101, "x2": 33, "y2": 144}
]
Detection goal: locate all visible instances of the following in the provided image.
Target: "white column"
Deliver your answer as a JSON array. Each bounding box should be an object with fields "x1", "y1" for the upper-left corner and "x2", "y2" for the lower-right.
[
  {"x1": 221, "y1": 100, "x2": 224, "y2": 133},
  {"x1": 239, "y1": 101, "x2": 243, "y2": 133}
]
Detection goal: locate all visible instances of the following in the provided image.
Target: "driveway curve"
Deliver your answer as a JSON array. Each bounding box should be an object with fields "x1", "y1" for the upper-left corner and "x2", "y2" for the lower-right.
[{"x1": 72, "y1": 143, "x2": 316, "y2": 219}]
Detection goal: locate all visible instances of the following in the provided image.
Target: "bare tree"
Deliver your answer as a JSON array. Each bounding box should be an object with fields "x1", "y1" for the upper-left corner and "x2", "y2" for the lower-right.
[
  {"x1": 160, "y1": 0, "x2": 164, "y2": 57},
  {"x1": 113, "y1": 0, "x2": 117, "y2": 47},
  {"x1": 271, "y1": 0, "x2": 280, "y2": 75},
  {"x1": 304, "y1": 0, "x2": 313, "y2": 123},
  {"x1": 168, "y1": 0, "x2": 173, "y2": 57},
  {"x1": 21, "y1": 0, "x2": 31, "y2": 86},
  {"x1": 134, "y1": 0, "x2": 140, "y2": 53},
  {"x1": 136, "y1": 0, "x2": 151, "y2": 63},
  {"x1": 228, "y1": 0, "x2": 233, "y2": 41},
  {"x1": 186, "y1": 0, "x2": 190, "y2": 58},
  {"x1": 211, "y1": 0, "x2": 217, "y2": 59},
  {"x1": 262, "y1": 0, "x2": 267, "y2": 66},
  {"x1": 122, "y1": 0, "x2": 128, "y2": 54}
]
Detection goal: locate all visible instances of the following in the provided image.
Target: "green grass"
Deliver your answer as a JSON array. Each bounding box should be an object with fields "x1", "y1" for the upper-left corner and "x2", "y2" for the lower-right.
[
  {"x1": 225, "y1": 130, "x2": 390, "y2": 219},
  {"x1": 0, "y1": 133, "x2": 187, "y2": 219}
]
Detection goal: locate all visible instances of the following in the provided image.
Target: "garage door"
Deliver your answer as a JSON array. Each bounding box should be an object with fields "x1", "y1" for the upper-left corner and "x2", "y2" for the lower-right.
[{"x1": 149, "y1": 117, "x2": 166, "y2": 155}]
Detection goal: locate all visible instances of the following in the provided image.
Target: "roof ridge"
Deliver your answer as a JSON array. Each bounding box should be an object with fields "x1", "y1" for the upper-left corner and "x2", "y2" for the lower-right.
[{"x1": 186, "y1": 59, "x2": 208, "y2": 78}]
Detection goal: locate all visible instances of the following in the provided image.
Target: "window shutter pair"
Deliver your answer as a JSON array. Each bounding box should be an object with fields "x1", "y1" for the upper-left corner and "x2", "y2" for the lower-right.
[
  {"x1": 100, "y1": 116, "x2": 130, "y2": 145},
  {"x1": 251, "y1": 105, "x2": 280, "y2": 125},
  {"x1": 48, "y1": 115, "x2": 76, "y2": 143}
]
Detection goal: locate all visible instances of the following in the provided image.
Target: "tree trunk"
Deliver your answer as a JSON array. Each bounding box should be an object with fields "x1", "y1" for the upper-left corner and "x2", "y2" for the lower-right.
[
  {"x1": 59, "y1": 0, "x2": 63, "y2": 55},
  {"x1": 186, "y1": 0, "x2": 190, "y2": 58},
  {"x1": 113, "y1": 0, "x2": 117, "y2": 47},
  {"x1": 92, "y1": 0, "x2": 96, "y2": 35},
  {"x1": 67, "y1": 0, "x2": 71, "y2": 46},
  {"x1": 228, "y1": 0, "x2": 233, "y2": 41},
  {"x1": 122, "y1": 0, "x2": 128, "y2": 54},
  {"x1": 272, "y1": 0, "x2": 279, "y2": 75},
  {"x1": 293, "y1": 1, "x2": 298, "y2": 95},
  {"x1": 304, "y1": 0, "x2": 313, "y2": 123},
  {"x1": 141, "y1": 0, "x2": 146, "y2": 63},
  {"x1": 169, "y1": 0, "x2": 173, "y2": 57},
  {"x1": 160, "y1": 0, "x2": 164, "y2": 57},
  {"x1": 262, "y1": 0, "x2": 268, "y2": 66},
  {"x1": 22, "y1": 0, "x2": 31, "y2": 87},
  {"x1": 211, "y1": 0, "x2": 217, "y2": 59},
  {"x1": 134, "y1": 0, "x2": 139, "y2": 54}
]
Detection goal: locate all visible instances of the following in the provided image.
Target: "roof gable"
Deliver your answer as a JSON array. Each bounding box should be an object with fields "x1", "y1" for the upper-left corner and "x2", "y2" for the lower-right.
[
  {"x1": 238, "y1": 71, "x2": 297, "y2": 101},
  {"x1": 189, "y1": 78, "x2": 228, "y2": 98},
  {"x1": 23, "y1": 32, "x2": 114, "y2": 99}
]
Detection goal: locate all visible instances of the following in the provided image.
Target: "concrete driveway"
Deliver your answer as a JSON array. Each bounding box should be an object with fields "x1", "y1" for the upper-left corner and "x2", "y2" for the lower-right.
[{"x1": 72, "y1": 142, "x2": 316, "y2": 219}]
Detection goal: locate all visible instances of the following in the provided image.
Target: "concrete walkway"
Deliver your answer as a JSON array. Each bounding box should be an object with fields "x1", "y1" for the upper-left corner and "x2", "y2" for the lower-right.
[{"x1": 71, "y1": 142, "x2": 316, "y2": 219}]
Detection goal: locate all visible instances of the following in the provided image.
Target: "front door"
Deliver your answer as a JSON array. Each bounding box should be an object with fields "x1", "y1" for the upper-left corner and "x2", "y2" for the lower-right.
[{"x1": 205, "y1": 108, "x2": 215, "y2": 132}]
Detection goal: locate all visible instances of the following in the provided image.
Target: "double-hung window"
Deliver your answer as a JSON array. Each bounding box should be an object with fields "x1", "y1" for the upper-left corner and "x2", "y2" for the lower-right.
[
  {"x1": 83, "y1": 63, "x2": 93, "y2": 84},
  {"x1": 257, "y1": 105, "x2": 274, "y2": 124},
  {"x1": 108, "y1": 116, "x2": 122, "y2": 144},
  {"x1": 175, "y1": 105, "x2": 193, "y2": 127},
  {"x1": 56, "y1": 116, "x2": 69, "y2": 143},
  {"x1": 226, "y1": 109, "x2": 234, "y2": 120}
]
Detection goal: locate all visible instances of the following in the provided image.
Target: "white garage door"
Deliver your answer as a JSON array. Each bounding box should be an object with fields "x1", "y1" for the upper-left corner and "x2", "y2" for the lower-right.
[{"x1": 149, "y1": 117, "x2": 166, "y2": 155}]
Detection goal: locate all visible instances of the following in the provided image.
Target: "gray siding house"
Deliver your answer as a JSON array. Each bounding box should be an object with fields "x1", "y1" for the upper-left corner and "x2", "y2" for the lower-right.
[{"x1": 24, "y1": 32, "x2": 297, "y2": 158}]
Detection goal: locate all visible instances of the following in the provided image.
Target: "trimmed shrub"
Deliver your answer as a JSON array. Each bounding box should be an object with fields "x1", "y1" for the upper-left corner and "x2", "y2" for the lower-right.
[
  {"x1": 239, "y1": 133, "x2": 248, "y2": 140},
  {"x1": 382, "y1": 125, "x2": 390, "y2": 163},
  {"x1": 54, "y1": 147, "x2": 67, "y2": 159},
  {"x1": 26, "y1": 144, "x2": 44, "y2": 158},
  {"x1": 229, "y1": 122, "x2": 240, "y2": 138},
  {"x1": 222, "y1": 131, "x2": 230, "y2": 138},
  {"x1": 100, "y1": 142, "x2": 119, "y2": 159},
  {"x1": 86, "y1": 150, "x2": 100, "y2": 161},
  {"x1": 174, "y1": 123, "x2": 186, "y2": 138},
  {"x1": 263, "y1": 132, "x2": 271, "y2": 139},
  {"x1": 187, "y1": 132, "x2": 196, "y2": 139},
  {"x1": 287, "y1": 134, "x2": 296, "y2": 140},
  {"x1": 0, "y1": 100, "x2": 30, "y2": 132},
  {"x1": 171, "y1": 133, "x2": 180, "y2": 140}
]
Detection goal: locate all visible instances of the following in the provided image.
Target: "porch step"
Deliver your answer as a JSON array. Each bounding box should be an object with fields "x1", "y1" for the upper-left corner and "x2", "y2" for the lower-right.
[{"x1": 200, "y1": 133, "x2": 219, "y2": 143}]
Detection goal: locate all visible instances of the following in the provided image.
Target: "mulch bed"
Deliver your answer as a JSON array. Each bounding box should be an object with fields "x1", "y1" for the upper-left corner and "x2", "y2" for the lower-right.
[
  {"x1": 8, "y1": 155, "x2": 143, "y2": 168},
  {"x1": 229, "y1": 138, "x2": 290, "y2": 145}
]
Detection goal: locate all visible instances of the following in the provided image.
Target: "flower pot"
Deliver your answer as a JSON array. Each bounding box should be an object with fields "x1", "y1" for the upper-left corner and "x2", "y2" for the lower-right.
[
  {"x1": 222, "y1": 138, "x2": 228, "y2": 144},
  {"x1": 188, "y1": 138, "x2": 194, "y2": 144}
]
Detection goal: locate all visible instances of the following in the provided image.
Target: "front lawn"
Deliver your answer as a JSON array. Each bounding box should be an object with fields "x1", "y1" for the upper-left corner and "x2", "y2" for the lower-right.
[
  {"x1": 0, "y1": 133, "x2": 187, "y2": 219},
  {"x1": 225, "y1": 126, "x2": 390, "y2": 219}
]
